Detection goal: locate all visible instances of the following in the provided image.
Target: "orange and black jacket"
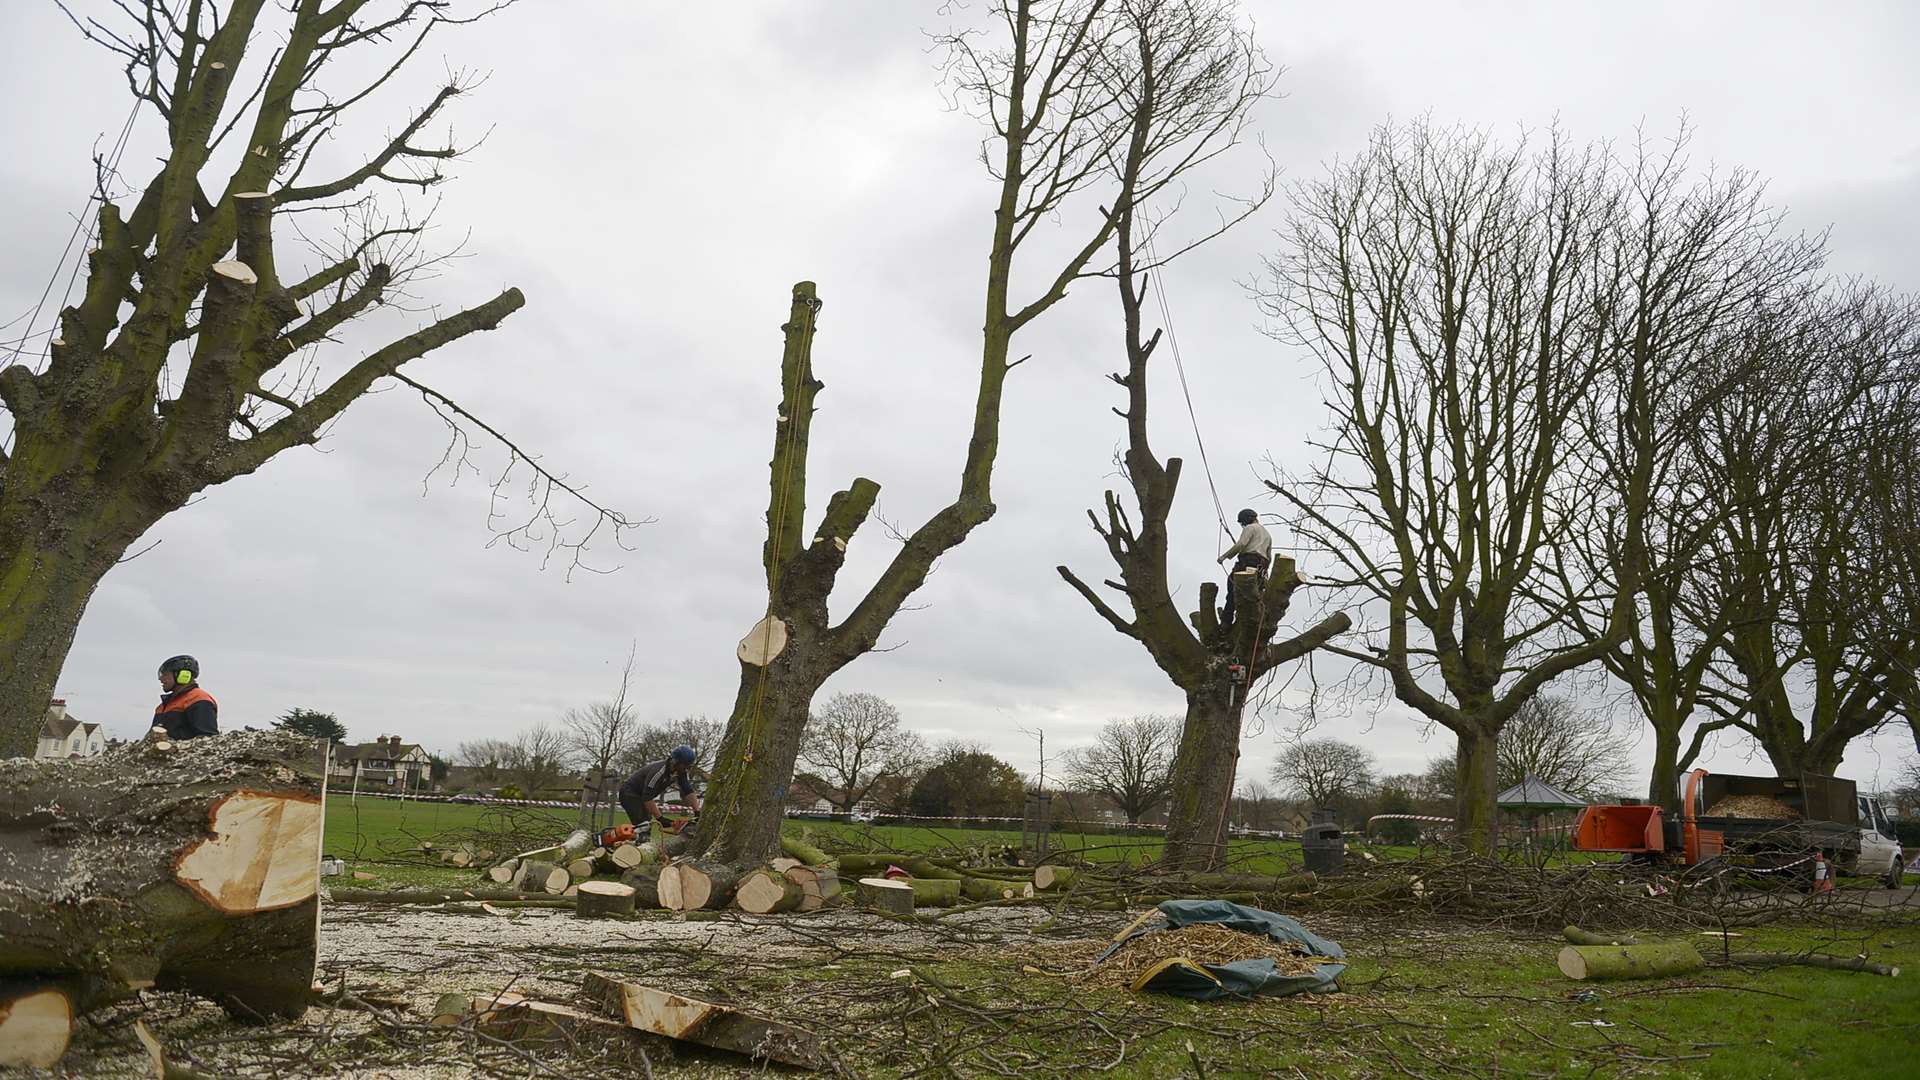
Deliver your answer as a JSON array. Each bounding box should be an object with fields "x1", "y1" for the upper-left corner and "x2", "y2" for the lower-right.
[{"x1": 154, "y1": 685, "x2": 218, "y2": 739}]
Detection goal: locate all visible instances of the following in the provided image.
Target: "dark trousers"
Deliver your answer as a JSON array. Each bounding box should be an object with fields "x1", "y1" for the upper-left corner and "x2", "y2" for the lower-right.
[
  {"x1": 619, "y1": 789, "x2": 651, "y2": 828},
  {"x1": 1221, "y1": 553, "x2": 1269, "y2": 626}
]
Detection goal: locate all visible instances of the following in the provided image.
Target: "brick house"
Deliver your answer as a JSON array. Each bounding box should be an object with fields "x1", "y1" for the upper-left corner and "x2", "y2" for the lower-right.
[{"x1": 35, "y1": 700, "x2": 106, "y2": 760}]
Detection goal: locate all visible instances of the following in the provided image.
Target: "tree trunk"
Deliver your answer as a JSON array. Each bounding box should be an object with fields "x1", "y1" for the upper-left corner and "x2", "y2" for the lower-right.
[
  {"x1": 1454, "y1": 726, "x2": 1500, "y2": 854},
  {"x1": 0, "y1": 508, "x2": 156, "y2": 756},
  {"x1": 0, "y1": 732, "x2": 326, "y2": 1025},
  {"x1": 1648, "y1": 721, "x2": 1682, "y2": 812},
  {"x1": 1161, "y1": 685, "x2": 1241, "y2": 872},
  {"x1": 696, "y1": 668, "x2": 824, "y2": 867},
  {"x1": 1557, "y1": 942, "x2": 1705, "y2": 981}
]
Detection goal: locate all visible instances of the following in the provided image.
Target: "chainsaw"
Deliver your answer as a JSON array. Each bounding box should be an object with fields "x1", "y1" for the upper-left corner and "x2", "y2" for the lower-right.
[{"x1": 598, "y1": 815, "x2": 695, "y2": 847}]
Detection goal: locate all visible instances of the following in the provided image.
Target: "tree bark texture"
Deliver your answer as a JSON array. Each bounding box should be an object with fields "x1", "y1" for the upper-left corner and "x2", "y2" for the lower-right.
[{"x1": 0, "y1": 732, "x2": 327, "y2": 1025}]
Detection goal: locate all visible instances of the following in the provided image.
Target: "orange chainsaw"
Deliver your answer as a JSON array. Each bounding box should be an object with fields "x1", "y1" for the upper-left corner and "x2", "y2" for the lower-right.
[{"x1": 598, "y1": 815, "x2": 693, "y2": 847}]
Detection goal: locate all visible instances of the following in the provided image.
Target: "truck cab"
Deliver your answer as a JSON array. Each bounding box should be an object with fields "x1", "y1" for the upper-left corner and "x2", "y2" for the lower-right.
[{"x1": 1852, "y1": 795, "x2": 1905, "y2": 888}]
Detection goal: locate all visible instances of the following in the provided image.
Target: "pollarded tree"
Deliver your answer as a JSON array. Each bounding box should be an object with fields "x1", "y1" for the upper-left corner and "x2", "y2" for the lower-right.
[
  {"x1": 1261, "y1": 122, "x2": 1645, "y2": 852},
  {"x1": 0, "y1": 0, "x2": 633, "y2": 755},
  {"x1": 1061, "y1": 715, "x2": 1179, "y2": 824},
  {"x1": 694, "y1": 0, "x2": 1283, "y2": 867},
  {"x1": 1054, "y1": 0, "x2": 1348, "y2": 871},
  {"x1": 798, "y1": 692, "x2": 928, "y2": 814}
]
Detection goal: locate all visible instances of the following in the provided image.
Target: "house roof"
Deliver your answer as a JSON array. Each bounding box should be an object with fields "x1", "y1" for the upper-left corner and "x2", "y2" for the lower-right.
[
  {"x1": 339, "y1": 741, "x2": 425, "y2": 762},
  {"x1": 1496, "y1": 773, "x2": 1587, "y2": 810},
  {"x1": 39, "y1": 712, "x2": 99, "y2": 741}
]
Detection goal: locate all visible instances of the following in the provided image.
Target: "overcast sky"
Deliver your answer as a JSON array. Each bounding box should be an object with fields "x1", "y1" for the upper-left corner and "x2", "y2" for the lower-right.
[{"x1": 5, "y1": 1, "x2": 1917, "y2": 796}]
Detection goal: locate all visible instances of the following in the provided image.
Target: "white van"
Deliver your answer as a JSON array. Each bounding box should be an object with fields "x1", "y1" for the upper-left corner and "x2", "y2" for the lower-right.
[{"x1": 1852, "y1": 795, "x2": 1905, "y2": 888}]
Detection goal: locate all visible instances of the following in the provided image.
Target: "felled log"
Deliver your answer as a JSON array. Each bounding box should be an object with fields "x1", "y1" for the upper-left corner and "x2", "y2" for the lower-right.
[
  {"x1": 584, "y1": 972, "x2": 827, "y2": 1070},
  {"x1": 430, "y1": 992, "x2": 471, "y2": 1025},
  {"x1": 619, "y1": 867, "x2": 663, "y2": 909},
  {"x1": 514, "y1": 860, "x2": 568, "y2": 895},
  {"x1": 856, "y1": 877, "x2": 915, "y2": 914},
  {"x1": 510, "y1": 829, "x2": 596, "y2": 868},
  {"x1": 566, "y1": 858, "x2": 596, "y2": 881},
  {"x1": 0, "y1": 731, "x2": 327, "y2": 1025},
  {"x1": 470, "y1": 993, "x2": 655, "y2": 1066},
  {"x1": 769, "y1": 856, "x2": 803, "y2": 873},
  {"x1": 779, "y1": 835, "x2": 835, "y2": 868},
  {"x1": 1033, "y1": 866, "x2": 1078, "y2": 891},
  {"x1": 325, "y1": 888, "x2": 541, "y2": 904},
  {"x1": 659, "y1": 860, "x2": 741, "y2": 911},
  {"x1": 903, "y1": 878, "x2": 962, "y2": 907},
  {"x1": 0, "y1": 980, "x2": 74, "y2": 1068},
  {"x1": 608, "y1": 844, "x2": 648, "y2": 871},
  {"x1": 784, "y1": 867, "x2": 841, "y2": 911},
  {"x1": 1563, "y1": 925, "x2": 1641, "y2": 946},
  {"x1": 1725, "y1": 952, "x2": 1900, "y2": 977},
  {"x1": 1557, "y1": 943, "x2": 1705, "y2": 981},
  {"x1": 487, "y1": 860, "x2": 519, "y2": 884},
  {"x1": 575, "y1": 882, "x2": 637, "y2": 919},
  {"x1": 735, "y1": 870, "x2": 804, "y2": 914}
]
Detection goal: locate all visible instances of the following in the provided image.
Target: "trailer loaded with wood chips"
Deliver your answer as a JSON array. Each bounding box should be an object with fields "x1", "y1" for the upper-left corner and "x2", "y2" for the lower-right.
[{"x1": 1572, "y1": 768, "x2": 1860, "y2": 878}]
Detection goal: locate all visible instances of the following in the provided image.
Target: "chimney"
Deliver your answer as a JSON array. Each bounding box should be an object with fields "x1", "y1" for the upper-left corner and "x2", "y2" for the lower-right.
[{"x1": 48, "y1": 699, "x2": 67, "y2": 720}]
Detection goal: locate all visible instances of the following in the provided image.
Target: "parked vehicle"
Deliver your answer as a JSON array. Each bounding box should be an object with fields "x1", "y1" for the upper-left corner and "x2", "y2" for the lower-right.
[
  {"x1": 1852, "y1": 795, "x2": 1905, "y2": 888},
  {"x1": 1573, "y1": 769, "x2": 1866, "y2": 884}
]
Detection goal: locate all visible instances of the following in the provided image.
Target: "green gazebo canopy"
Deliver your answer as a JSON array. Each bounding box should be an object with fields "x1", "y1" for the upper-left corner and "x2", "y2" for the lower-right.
[{"x1": 1495, "y1": 773, "x2": 1587, "y2": 812}]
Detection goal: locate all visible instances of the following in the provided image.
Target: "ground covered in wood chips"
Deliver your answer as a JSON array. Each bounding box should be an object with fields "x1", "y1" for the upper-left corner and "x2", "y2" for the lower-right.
[{"x1": 33, "y1": 891, "x2": 1920, "y2": 1079}]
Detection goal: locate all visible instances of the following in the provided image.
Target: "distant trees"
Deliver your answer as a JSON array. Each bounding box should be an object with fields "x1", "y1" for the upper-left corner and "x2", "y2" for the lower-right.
[
  {"x1": 274, "y1": 708, "x2": 345, "y2": 743},
  {"x1": 621, "y1": 716, "x2": 726, "y2": 775},
  {"x1": 1496, "y1": 697, "x2": 1630, "y2": 798},
  {"x1": 563, "y1": 647, "x2": 640, "y2": 814},
  {"x1": 797, "y1": 692, "x2": 928, "y2": 814},
  {"x1": 909, "y1": 744, "x2": 1025, "y2": 820},
  {"x1": 1271, "y1": 738, "x2": 1375, "y2": 808},
  {"x1": 1062, "y1": 716, "x2": 1180, "y2": 824}
]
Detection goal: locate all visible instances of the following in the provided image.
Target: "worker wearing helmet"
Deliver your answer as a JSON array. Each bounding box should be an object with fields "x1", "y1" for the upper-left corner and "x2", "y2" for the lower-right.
[
  {"x1": 152, "y1": 655, "x2": 219, "y2": 740},
  {"x1": 617, "y1": 745, "x2": 703, "y2": 839},
  {"x1": 1216, "y1": 508, "x2": 1273, "y2": 627}
]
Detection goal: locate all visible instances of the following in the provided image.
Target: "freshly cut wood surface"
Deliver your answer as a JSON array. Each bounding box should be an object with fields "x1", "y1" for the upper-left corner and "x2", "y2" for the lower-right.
[
  {"x1": 0, "y1": 983, "x2": 72, "y2": 1068},
  {"x1": 785, "y1": 867, "x2": 841, "y2": 911},
  {"x1": 173, "y1": 791, "x2": 324, "y2": 914},
  {"x1": 575, "y1": 881, "x2": 637, "y2": 918},
  {"x1": 855, "y1": 877, "x2": 914, "y2": 914},
  {"x1": 659, "y1": 860, "x2": 741, "y2": 911},
  {"x1": 583, "y1": 972, "x2": 827, "y2": 1069},
  {"x1": 735, "y1": 869, "x2": 803, "y2": 914}
]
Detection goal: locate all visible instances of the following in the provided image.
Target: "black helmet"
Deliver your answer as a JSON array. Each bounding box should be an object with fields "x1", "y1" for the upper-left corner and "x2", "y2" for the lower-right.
[
  {"x1": 1237, "y1": 508, "x2": 1258, "y2": 526},
  {"x1": 160, "y1": 654, "x2": 199, "y2": 687}
]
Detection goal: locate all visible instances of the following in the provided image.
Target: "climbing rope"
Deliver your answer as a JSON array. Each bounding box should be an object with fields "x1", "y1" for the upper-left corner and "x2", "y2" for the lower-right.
[{"x1": 1145, "y1": 233, "x2": 1234, "y2": 543}]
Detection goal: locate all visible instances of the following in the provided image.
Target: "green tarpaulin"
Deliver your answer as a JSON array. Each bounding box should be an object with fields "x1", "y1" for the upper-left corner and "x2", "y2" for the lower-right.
[{"x1": 1098, "y1": 899, "x2": 1346, "y2": 1000}]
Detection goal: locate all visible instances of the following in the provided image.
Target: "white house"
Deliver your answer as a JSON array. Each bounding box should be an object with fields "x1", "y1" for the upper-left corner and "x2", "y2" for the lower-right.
[
  {"x1": 35, "y1": 700, "x2": 106, "y2": 760},
  {"x1": 330, "y1": 734, "x2": 432, "y2": 789}
]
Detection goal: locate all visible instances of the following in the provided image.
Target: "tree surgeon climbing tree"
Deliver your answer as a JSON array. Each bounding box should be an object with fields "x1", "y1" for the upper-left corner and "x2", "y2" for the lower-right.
[
  {"x1": 1054, "y1": 0, "x2": 1338, "y2": 872},
  {"x1": 695, "y1": 0, "x2": 1269, "y2": 867},
  {"x1": 0, "y1": 0, "x2": 633, "y2": 755}
]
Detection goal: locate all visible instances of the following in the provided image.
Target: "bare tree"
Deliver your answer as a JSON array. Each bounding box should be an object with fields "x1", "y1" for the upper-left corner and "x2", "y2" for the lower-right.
[
  {"x1": 0, "y1": 1, "x2": 637, "y2": 754},
  {"x1": 1051, "y1": 0, "x2": 1348, "y2": 872},
  {"x1": 455, "y1": 737, "x2": 514, "y2": 784},
  {"x1": 563, "y1": 644, "x2": 640, "y2": 825},
  {"x1": 1270, "y1": 738, "x2": 1375, "y2": 808},
  {"x1": 796, "y1": 692, "x2": 928, "y2": 814},
  {"x1": 1496, "y1": 696, "x2": 1629, "y2": 798},
  {"x1": 1060, "y1": 715, "x2": 1180, "y2": 823},
  {"x1": 696, "y1": 0, "x2": 1283, "y2": 866},
  {"x1": 1261, "y1": 122, "x2": 1644, "y2": 851},
  {"x1": 620, "y1": 716, "x2": 727, "y2": 776},
  {"x1": 503, "y1": 723, "x2": 570, "y2": 797}
]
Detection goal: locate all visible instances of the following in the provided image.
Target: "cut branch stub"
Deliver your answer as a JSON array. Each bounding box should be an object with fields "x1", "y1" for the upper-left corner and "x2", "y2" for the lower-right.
[{"x1": 737, "y1": 615, "x2": 790, "y2": 666}]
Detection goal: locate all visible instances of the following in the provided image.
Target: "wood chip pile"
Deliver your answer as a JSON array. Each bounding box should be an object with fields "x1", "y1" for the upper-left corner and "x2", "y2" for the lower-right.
[
  {"x1": 1075, "y1": 924, "x2": 1330, "y2": 989},
  {"x1": 1705, "y1": 795, "x2": 1796, "y2": 820}
]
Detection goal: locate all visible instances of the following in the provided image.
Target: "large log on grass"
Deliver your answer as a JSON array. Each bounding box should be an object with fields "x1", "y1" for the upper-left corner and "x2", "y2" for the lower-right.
[
  {"x1": 0, "y1": 731, "x2": 327, "y2": 1026},
  {"x1": 1557, "y1": 943, "x2": 1704, "y2": 981},
  {"x1": 659, "y1": 860, "x2": 740, "y2": 911},
  {"x1": 778, "y1": 835, "x2": 835, "y2": 868}
]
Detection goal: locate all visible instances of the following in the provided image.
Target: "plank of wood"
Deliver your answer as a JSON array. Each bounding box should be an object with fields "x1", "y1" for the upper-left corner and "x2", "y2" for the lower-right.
[{"x1": 583, "y1": 972, "x2": 827, "y2": 1070}]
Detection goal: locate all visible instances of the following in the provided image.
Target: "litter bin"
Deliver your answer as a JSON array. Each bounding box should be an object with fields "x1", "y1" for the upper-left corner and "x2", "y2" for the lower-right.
[{"x1": 1302, "y1": 810, "x2": 1345, "y2": 876}]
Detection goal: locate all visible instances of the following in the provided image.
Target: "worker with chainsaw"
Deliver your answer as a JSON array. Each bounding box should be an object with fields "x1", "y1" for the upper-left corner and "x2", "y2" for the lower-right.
[
  {"x1": 1216, "y1": 508, "x2": 1272, "y2": 627},
  {"x1": 618, "y1": 745, "x2": 703, "y2": 841},
  {"x1": 152, "y1": 654, "x2": 218, "y2": 740}
]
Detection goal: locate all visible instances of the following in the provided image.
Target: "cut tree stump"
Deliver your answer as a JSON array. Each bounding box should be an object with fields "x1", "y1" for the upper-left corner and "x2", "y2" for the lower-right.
[
  {"x1": 576, "y1": 882, "x2": 637, "y2": 919},
  {"x1": 0, "y1": 981, "x2": 73, "y2": 1068},
  {"x1": 735, "y1": 870, "x2": 804, "y2": 914},
  {"x1": 584, "y1": 972, "x2": 827, "y2": 1070},
  {"x1": 856, "y1": 877, "x2": 915, "y2": 914},
  {"x1": 1558, "y1": 943, "x2": 1705, "y2": 981},
  {"x1": 659, "y1": 860, "x2": 740, "y2": 911},
  {"x1": 0, "y1": 731, "x2": 328, "y2": 1030},
  {"x1": 784, "y1": 867, "x2": 841, "y2": 911}
]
